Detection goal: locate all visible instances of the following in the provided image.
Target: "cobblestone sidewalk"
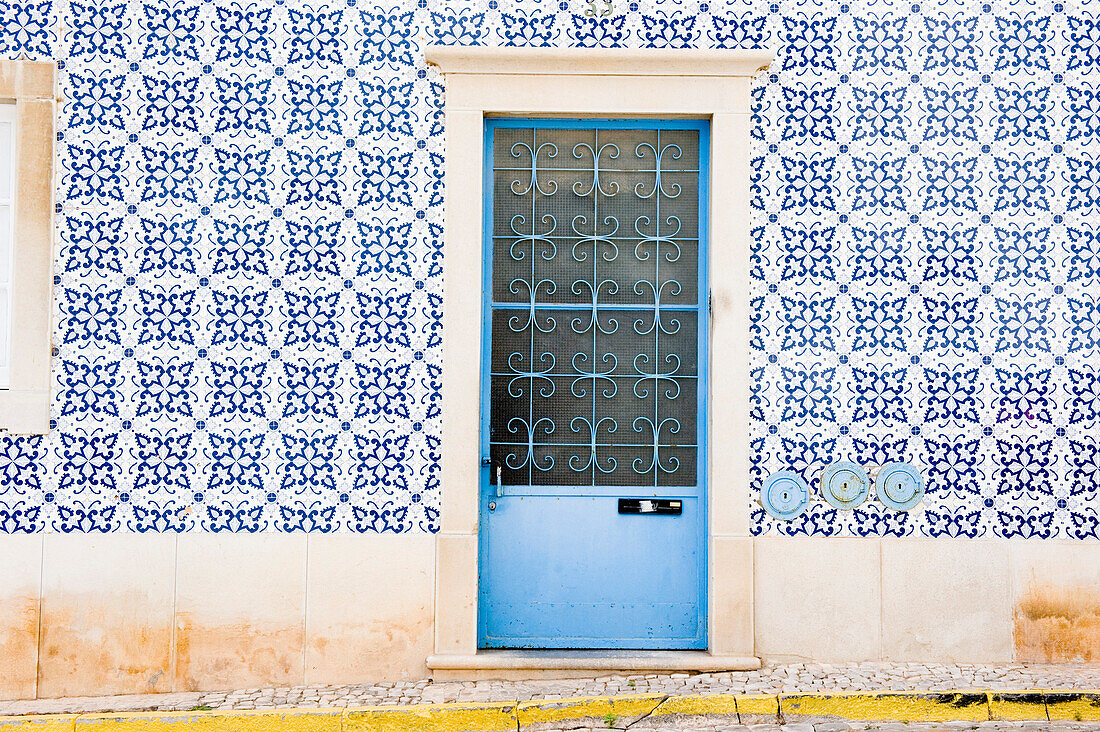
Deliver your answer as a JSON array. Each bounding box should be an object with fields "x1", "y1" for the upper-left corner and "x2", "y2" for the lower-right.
[{"x1": 3, "y1": 663, "x2": 1100, "y2": 716}]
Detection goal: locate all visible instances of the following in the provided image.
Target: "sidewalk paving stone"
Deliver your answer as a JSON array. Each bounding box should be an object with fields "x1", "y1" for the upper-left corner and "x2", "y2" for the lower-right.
[{"x1": 1, "y1": 663, "x2": 1100, "y2": 720}]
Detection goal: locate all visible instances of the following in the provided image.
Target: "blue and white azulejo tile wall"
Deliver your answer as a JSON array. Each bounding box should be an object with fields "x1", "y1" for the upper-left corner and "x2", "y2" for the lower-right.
[{"x1": 0, "y1": 0, "x2": 1098, "y2": 538}]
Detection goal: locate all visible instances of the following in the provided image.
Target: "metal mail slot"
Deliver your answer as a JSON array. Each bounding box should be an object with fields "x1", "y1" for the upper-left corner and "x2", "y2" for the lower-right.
[{"x1": 618, "y1": 499, "x2": 683, "y2": 515}]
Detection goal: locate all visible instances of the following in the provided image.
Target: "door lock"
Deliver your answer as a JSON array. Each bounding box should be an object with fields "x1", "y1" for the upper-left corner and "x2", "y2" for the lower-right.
[{"x1": 483, "y1": 457, "x2": 504, "y2": 498}]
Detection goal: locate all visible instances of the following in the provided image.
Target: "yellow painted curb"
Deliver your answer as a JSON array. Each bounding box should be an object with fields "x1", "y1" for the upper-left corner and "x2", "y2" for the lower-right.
[
  {"x1": 989, "y1": 692, "x2": 1048, "y2": 721},
  {"x1": 736, "y1": 692, "x2": 781, "y2": 718},
  {"x1": 647, "y1": 692, "x2": 738, "y2": 718},
  {"x1": 2, "y1": 688, "x2": 1098, "y2": 731},
  {"x1": 516, "y1": 693, "x2": 662, "y2": 727},
  {"x1": 1046, "y1": 692, "x2": 1100, "y2": 722},
  {"x1": 0, "y1": 715, "x2": 78, "y2": 732},
  {"x1": 780, "y1": 691, "x2": 990, "y2": 722},
  {"x1": 345, "y1": 701, "x2": 516, "y2": 732},
  {"x1": 76, "y1": 709, "x2": 344, "y2": 732}
]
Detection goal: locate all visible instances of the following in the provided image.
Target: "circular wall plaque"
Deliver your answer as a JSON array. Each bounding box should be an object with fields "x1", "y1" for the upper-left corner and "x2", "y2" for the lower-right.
[
  {"x1": 876, "y1": 462, "x2": 925, "y2": 511},
  {"x1": 820, "y1": 461, "x2": 870, "y2": 509},
  {"x1": 761, "y1": 470, "x2": 810, "y2": 521}
]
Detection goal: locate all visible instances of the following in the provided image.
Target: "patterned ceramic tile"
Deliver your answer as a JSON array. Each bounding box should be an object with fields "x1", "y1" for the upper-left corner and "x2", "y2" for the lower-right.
[{"x1": 0, "y1": 0, "x2": 1098, "y2": 537}]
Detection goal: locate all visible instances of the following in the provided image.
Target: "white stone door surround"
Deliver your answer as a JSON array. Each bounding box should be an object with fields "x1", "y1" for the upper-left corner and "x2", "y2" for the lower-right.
[{"x1": 424, "y1": 46, "x2": 774, "y2": 674}]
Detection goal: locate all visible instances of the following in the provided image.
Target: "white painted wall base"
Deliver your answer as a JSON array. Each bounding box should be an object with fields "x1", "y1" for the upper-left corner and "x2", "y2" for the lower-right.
[
  {"x1": 0, "y1": 534, "x2": 435, "y2": 700},
  {"x1": 2, "y1": 534, "x2": 1098, "y2": 699},
  {"x1": 754, "y1": 537, "x2": 1014, "y2": 664},
  {"x1": 753, "y1": 537, "x2": 1100, "y2": 666}
]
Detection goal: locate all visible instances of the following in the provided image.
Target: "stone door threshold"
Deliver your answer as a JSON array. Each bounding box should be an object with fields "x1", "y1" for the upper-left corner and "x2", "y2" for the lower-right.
[{"x1": 426, "y1": 650, "x2": 761, "y2": 680}]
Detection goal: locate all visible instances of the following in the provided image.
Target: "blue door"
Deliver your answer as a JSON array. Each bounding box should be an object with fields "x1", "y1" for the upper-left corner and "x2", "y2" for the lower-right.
[{"x1": 478, "y1": 120, "x2": 709, "y2": 649}]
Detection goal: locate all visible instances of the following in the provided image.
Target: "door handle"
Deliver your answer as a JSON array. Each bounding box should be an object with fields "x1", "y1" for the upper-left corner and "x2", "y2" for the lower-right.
[{"x1": 482, "y1": 457, "x2": 504, "y2": 499}]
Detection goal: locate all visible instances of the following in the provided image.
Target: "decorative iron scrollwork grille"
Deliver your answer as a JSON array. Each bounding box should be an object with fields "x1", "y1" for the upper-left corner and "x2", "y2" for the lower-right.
[{"x1": 484, "y1": 120, "x2": 708, "y2": 492}]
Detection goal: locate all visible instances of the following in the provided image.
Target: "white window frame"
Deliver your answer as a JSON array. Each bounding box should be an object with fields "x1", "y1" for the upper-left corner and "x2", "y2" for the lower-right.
[
  {"x1": 424, "y1": 46, "x2": 773, "y2": 674},
  {"x1": 0, "y1": 60, "x2": 56, "y2": 435}
]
